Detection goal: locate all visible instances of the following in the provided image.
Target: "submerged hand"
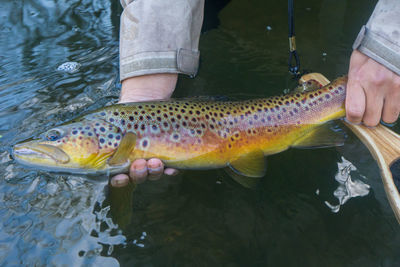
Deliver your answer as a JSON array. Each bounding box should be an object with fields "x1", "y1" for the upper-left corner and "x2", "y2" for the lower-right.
[
  {"x1": 111, "y1": 159, "x2": 178, "y2": 187},
  {"x1": 110, "y1": 74, "x2": 179, "y2": 188},
  {"x1": 346, "y1": 50, "x2": 400, "y2": 126}
]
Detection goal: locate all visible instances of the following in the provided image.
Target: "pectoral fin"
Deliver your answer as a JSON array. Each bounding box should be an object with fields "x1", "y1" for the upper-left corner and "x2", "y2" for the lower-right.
[
  {"x1": 225, "y1": 150, "x2": 267, "y2": 188},
  {"x1": 292, "y1": 124, "x2": 345, "y2": 149},
  {"x1": 108, "y1": 132, "x2": 137, "y2": 166}
]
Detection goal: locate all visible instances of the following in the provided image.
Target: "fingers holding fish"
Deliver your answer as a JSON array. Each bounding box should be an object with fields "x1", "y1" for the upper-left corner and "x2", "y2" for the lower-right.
[
  {"x1": 347, "y1": 50, "x2": 400, "y2": 126},
  {"x1": 109, "y1": 158, "x2": 179, "y2": 187},
  {"x1": 345, "y1": 79, "x2": 365, "y2": 125},
  {"x1": 110, "y1": 173, "x2": 130, "y2": 187},
  {"x1": 129, "y1": 159, "x2": 150, "y2": 183},
  {"x1": 147, "y1": 158, "x2": 164, "y2": 180},
  {"x1": 382, "y1": 94, "x2": 400, "y2": 124},
  {"x1": 381, "y1": 76, "x2": 400, "y2": 124}
]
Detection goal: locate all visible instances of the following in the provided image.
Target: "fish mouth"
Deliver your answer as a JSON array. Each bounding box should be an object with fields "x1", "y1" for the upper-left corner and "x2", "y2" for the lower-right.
[{"x1": 13, "y1": 142, "x2": 70, "y2": 164}]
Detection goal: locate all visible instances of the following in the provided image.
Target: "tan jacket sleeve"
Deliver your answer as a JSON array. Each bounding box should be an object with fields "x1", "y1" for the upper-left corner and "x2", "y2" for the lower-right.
[
  {"x1": 119, "y1": 0, "x2": 204, "y2": 81},
  {"x1": 353, "y1": 0, "x2": 400, "y2": 75}
]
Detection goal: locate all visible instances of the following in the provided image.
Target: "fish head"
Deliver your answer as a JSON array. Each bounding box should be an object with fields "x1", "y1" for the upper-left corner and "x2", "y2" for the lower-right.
[{"x1": 12, "y1": 119, "x2": 126, "y2": 174}]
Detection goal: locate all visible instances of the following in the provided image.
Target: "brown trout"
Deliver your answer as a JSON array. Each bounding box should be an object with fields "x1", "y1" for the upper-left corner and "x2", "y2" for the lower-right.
[{"x1": 13, "y1": 77, "x2": 347, "y2": 183}]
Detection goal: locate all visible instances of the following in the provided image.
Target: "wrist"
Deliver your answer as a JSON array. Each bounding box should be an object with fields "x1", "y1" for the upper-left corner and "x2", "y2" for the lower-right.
[{"x1": 119, "y1": 74, "x2": 178, "y2": 103}]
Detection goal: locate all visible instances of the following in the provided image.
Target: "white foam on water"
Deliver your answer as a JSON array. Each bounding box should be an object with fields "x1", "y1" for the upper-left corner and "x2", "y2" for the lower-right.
[{"x1": 325, "y1": 156, "x2": 370, "y2": 213}]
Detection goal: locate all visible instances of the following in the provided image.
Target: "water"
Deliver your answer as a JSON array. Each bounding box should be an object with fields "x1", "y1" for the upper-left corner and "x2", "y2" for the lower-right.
[{"x1": 1, "y1": 0, "x2": 400, "y2": 266}]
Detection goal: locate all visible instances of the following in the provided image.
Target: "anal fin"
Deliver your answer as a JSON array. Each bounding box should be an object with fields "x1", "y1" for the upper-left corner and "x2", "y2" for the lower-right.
[{"x1": 292, "y1": 123, "x2": 345, "y2": 149}]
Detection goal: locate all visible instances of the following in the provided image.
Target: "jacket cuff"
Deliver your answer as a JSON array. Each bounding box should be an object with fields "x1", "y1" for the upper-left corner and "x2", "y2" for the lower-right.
[
  {"x1": 120, "y1": 49, "x2": 200, "y2": 81},
  {"x1": 353, "y1": 25, "x2": 400, "y2": 76}
]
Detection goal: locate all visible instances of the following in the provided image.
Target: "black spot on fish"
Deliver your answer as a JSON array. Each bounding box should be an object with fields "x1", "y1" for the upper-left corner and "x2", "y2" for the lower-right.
[{"x1": 142, "y1": 139, "x2": 148, "y2": 147}]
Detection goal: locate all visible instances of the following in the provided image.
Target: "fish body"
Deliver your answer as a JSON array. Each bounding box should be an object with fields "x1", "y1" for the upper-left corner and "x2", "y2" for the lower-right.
[{"x1": 13, "y1": 77, "x2": 347, "y2": 178}]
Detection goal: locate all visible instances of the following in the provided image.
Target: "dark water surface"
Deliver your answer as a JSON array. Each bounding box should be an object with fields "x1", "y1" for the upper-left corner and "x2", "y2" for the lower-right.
[{"x1": 1, "y1": 0, "x2": 400, "y2": 266}]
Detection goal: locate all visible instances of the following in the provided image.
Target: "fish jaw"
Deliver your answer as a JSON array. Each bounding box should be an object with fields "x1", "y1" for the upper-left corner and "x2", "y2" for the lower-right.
[
  {"x1": 12, "y1": 121, "x2": 124, "y2": 174},
  {"x1": 13, "y1": 141, "x2": 70, "y2": 167},
  {"x1": 12, "y1": 139, "x2": 113, "y2": 174}
]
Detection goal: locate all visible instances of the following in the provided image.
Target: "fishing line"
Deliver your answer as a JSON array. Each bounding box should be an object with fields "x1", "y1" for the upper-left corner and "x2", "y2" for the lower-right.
[{"x1": 288, "y1": 0, "x2": 301, "y2": 77}]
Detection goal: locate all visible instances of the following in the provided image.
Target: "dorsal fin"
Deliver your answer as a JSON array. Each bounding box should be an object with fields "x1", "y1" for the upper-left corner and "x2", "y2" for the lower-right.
[{"x1": 293, "y1": 79, "x2": 323, "y2": 93}]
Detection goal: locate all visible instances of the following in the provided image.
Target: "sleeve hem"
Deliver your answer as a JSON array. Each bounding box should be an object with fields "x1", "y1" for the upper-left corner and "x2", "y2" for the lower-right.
[
  {"x1": 353, "y1": 25, "x2": 400, "y2": 76},
  {"x1": 120, "y1": 49, "x2": 200, "y2": 81}
]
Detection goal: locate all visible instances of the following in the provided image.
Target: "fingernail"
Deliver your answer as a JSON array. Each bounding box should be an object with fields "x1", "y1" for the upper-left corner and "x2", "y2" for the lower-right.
[
  {"x1": 164, "y1": 168, "x2": 178, "y2": 176},
  {"x1": 111, "y1": 178, "x2": 127, "y2": 187},
  {"x1": 133, "y1": 168, "x2": 147, "y2": 175},
  {"x1": 343, "y1": 117, "x2": 361, "y2": 125},
  {"x1": 148, "y1": 166, "x2": 163, "y2": 174}
]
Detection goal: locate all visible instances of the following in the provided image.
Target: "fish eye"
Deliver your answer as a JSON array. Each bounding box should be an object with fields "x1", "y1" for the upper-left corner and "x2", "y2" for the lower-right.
[{"x1": 45, "y1": 129, "x2": 64, "y2": 141}]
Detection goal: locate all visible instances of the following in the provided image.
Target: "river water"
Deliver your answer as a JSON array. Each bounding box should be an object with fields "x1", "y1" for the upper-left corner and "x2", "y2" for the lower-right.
[{"x1": 1, "y1": 0, "x2": 400, "y2": 266}]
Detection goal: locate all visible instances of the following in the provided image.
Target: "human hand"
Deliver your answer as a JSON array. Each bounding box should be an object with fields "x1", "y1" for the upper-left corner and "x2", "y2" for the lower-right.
[
  {"x1": 110, "y1": 74, "x2": 179, "y2": 187},
  {"x1": 346, "y1": 50, "x2": 400, "y2": 126}
]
